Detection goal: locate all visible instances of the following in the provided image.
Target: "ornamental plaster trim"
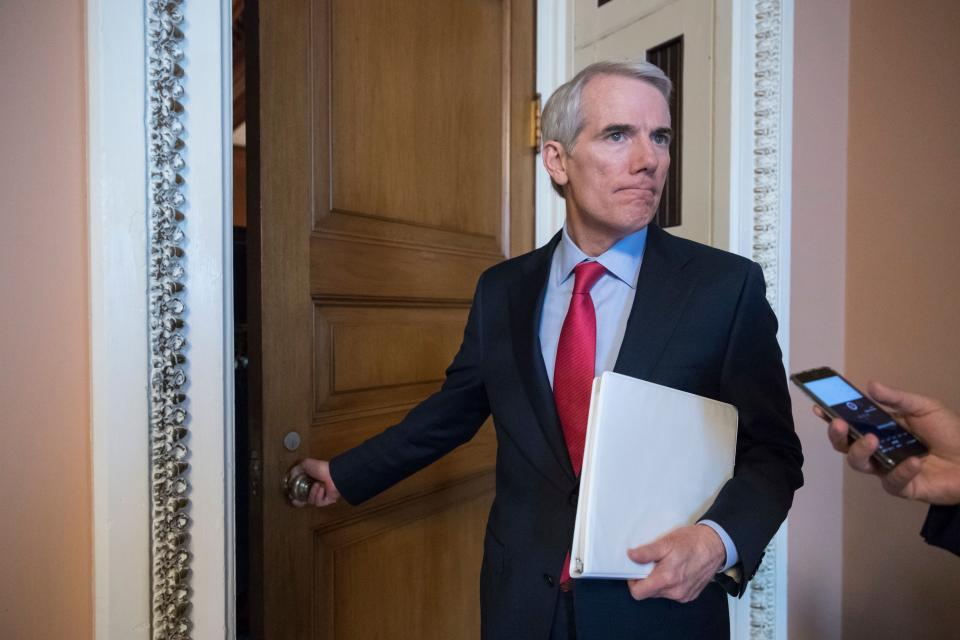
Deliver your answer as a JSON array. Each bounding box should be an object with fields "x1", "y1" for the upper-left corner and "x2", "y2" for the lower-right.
[
  {"x1": 147, "y1": 1, "x2": 193, "y2": 638},
  {"x1": 748, "y1": 1, "x2": 785, "y2": 638},
  {"x1": 751, "y1": 0, "x2": 784, "y2": 311}
]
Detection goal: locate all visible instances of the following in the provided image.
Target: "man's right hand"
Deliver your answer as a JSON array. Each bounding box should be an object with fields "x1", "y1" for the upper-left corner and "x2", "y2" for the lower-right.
[
  {"x1": 817, "y1": 381, "x2": 960, "y2": 505},
  {"x1": 295, "y1": 458, "x2": 341, "y2": 507}
]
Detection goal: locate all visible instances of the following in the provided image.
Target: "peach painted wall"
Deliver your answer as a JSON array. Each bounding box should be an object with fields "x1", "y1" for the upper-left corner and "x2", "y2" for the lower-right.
[
  {"x1": 843, "y1": 1, "x2": 960, "y2": 638},
  {"x1": 0, "y1": 1, "x2": 92, "y2": 638},
  {"x1": 787, "y1": 1, "x2": 849, "y2": 638}
]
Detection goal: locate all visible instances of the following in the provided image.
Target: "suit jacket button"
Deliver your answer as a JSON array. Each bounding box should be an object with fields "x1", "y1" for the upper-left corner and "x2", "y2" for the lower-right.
[
  {"x1": 569, "y1": 489, "x2": 578, "y2": 507},
  {"x1": 543, "y1": 574, "x2": 555, "y2": 587}
]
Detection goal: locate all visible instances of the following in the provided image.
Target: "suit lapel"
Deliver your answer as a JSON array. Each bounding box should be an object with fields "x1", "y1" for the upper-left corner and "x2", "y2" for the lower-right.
[
  {"x1": 508, "y1": 233, "x2": 577, "y2": 484},
  {"x1": 614, "y1": 224, "x2": 697, "y2": 379},
  {"x1": 504, "y1": 226, "x2": 696, "y2": 483}
]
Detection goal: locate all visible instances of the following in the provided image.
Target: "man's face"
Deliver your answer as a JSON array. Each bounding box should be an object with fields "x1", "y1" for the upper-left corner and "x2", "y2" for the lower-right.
[{"x1": 545, "y1": 74, "x2": 672, "y2": 254}]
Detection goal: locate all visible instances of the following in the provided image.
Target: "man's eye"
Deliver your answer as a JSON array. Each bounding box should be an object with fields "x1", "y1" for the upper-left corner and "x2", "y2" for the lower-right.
[
  {"x1": 608, "y1": 131, "x2": 625, "y2": 142},
  {"x1": 653, "y1": 133, "x2": 671, "y2": 145}
]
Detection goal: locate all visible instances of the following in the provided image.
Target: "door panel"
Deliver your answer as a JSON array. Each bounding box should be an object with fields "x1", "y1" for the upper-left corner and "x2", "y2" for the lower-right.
[
  {"x1": 313, "y1": 304, "x2": 467, "y2": 414},
  {"x1": 329, "y1": 0, "x2": 504, "y2": 238},
  {"x1": 308, "y1": 235, "x2": 497, "y2": 299},
  {"x1": 252, "y1": 1, "x2": 534, "y2": 637},
  {"x1": 315, "y1": 475, "x2": 494, "y2": 639}
]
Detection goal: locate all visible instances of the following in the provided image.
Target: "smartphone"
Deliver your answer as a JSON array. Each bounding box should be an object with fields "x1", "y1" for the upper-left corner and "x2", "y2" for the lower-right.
[{"x1": 790, "y1": 367, "x2": 928, "y2": 471}]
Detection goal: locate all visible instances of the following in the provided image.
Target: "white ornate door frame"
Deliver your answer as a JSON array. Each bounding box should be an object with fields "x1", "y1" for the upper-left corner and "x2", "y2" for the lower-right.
[
  {"x1": 728, "y1": 1, "x2": 794, "y2": 639},
  {"x1": 88, "y1": 0, "x2": 234, "y2": 637},
  {"x1": 536, "y1": 1, "x2": 794, "y2": 639}
]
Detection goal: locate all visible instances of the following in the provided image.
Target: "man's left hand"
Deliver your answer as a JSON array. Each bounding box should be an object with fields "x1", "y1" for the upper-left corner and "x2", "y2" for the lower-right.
[{"x1": 625, "y1": 524, "x2": 726, "y2": 602}]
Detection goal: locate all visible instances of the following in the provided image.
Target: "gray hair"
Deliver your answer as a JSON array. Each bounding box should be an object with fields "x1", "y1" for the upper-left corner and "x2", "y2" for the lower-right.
[{"x1": 541, "y1": 59, "x2": 672, "y2": 197}]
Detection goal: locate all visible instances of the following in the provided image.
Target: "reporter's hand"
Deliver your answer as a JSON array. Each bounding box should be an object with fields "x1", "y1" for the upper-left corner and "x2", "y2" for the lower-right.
[
  {"x1": 290, "y1": 458, "x2": 341, "y2": 507},
  {"x1": 625, "y1": 524, "x2": 726, "y2": 603},
  {"x1": 817, "y1": 381, "x2": 960, "y2": 505}
]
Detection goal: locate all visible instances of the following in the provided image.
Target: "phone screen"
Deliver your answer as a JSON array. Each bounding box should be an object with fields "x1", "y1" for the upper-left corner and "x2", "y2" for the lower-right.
[{"x1": 796, "y1": 371, "x2": 926, "y2": 462}]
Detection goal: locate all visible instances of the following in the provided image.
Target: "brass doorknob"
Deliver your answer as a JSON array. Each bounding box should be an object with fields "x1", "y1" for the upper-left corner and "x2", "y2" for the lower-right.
[{"x1": 283, "y1": 466, "x2": 321, "y2": 504}]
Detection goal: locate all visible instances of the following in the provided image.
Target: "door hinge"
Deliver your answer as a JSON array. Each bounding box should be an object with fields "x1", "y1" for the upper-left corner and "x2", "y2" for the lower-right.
[{"x1": 530, "y1": 93, "x2": 542, "y2": 153}]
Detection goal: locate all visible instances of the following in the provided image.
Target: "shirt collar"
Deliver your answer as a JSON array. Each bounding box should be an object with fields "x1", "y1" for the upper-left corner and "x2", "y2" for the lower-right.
[{"x1": 556, "y1": 225, "x2": 648, "y2": 289}]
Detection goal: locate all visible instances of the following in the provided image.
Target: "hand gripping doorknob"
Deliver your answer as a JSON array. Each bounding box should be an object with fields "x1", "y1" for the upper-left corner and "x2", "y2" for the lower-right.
[{"x1": 283, "y1": 464, "x2": 322, "y2": 505}]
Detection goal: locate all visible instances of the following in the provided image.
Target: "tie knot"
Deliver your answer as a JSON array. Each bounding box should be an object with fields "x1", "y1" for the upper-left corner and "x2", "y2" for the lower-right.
[{"x1": 572, "y1": 261, "x2": 607, "y2": 294}]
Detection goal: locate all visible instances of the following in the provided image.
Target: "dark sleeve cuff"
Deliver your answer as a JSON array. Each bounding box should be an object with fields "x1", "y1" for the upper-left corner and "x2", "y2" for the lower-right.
[
  {"x1": 328, "y1": 451, "x2": 369, "y2": 506},
  {"x1": 713, "y1": 565, "x2": 743, "y2": 597},
  {"x1": 921, "y1": 505, "x2": 960, "y2": 557}
]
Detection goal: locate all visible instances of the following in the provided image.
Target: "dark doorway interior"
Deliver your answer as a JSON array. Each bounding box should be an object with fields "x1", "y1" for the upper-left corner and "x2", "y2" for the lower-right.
[
  {"x1": 232, "y1": 0, "x2": 252, "y2": 637},
  {"x1": 233, "y1": 225, "x2": 250, "y2": 638}
]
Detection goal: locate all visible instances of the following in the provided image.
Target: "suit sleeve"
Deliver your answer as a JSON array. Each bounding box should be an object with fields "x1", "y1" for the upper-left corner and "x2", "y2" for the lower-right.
[
  {"x1": 921, "y1": 505, "x2": 960, "y2": 557},
  {"x1": 328, "y1": 275, "x2": 492, "y2": 505},
  {"x1": 700, "y1": 262, "x2": 804, "y2": 595}
]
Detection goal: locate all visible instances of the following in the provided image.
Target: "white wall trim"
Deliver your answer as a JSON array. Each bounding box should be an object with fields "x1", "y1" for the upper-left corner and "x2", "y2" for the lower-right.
[
  {"x1": 89, "y1": 0, "x2": 234, "y2": 637},
  {"x1": 774, "y1": 5, "x2": 794, "y2": 637},
  {"x1": 535, "y1": 0, "x2": 574, "y2": 245},
  {"x1": 728, "y1": 1, "x2": 794, "y2": 639},
  {"x1": 88, "y1": 1, "x2": 151, "y2": 636},
  {"x1": 173, "y1": 1, "x2": 235, "y2": 638}
]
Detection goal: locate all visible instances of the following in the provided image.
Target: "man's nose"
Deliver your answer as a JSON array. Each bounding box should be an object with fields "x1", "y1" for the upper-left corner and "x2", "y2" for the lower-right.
[{"x1": 628, "y1": 138, "x2": 657, "y2": 174}]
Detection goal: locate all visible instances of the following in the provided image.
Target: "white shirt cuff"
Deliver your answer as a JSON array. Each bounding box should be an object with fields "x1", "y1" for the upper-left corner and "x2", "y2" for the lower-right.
[{"x1": 698, "y1": 519, "x2": 739, "y2": 572}]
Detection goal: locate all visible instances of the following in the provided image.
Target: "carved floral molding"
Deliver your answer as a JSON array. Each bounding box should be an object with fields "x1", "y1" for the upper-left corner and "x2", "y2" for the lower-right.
[
  {"x1": 147, "y1": 1, "x2": 192, "y2": 638},
  {"x1": 749, "y1": 1, "x2": 785, "y2": 638}
]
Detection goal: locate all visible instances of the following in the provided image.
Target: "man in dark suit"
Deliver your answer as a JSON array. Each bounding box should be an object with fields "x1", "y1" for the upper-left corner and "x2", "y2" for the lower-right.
[
  {"x1": 818, "y1": 381, "x2": 960, "y2": 556},
  {"x1": 299, "y1": 60, "x2": 803, "y2": 639}
]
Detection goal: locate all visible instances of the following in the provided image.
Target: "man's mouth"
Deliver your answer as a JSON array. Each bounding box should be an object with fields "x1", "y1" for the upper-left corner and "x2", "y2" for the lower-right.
[{"x1": 615, "y1": 186, "x2": 657, "y2": 195}]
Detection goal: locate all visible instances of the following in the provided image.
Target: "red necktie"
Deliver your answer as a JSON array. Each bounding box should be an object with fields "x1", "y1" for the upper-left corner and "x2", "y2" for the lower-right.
[
  {"x1": 554, "y1": 260, "x2": 606, "y2": 585},
  {"x1": 555, "y1": 260, "x2": 607, "y2": 475}
]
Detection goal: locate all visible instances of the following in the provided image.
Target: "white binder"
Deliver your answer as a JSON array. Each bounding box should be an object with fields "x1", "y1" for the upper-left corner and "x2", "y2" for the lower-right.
[{"x1": 570, "y1": 372, "x2": 738, "y2": 579}]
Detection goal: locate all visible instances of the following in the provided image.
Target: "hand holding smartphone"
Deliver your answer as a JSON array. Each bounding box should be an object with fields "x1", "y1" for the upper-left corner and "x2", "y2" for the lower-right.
[{"x1": 790, "y1": 367, "x2": 929, "y2": 471}]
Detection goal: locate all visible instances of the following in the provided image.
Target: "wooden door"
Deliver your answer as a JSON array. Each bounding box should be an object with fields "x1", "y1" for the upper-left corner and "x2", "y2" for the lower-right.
[{"x1": 248, "y1": 1, "x2": 535, "y2": 637}]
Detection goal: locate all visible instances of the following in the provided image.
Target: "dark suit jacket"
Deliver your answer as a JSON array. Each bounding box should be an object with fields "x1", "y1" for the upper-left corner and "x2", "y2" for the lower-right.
[
  {"x1": 922, "y1": 505, "x2": 960, "y2": 557},
  {"x1": 330, "y1": 225, "x2": 804, "y2": 639}
]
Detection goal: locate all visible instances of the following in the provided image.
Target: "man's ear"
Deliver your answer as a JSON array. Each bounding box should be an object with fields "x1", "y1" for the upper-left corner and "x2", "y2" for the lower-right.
[{"x1": 542, "y1": 140, "x2": 569, "y2": 188}]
